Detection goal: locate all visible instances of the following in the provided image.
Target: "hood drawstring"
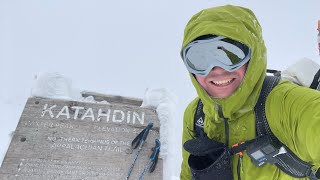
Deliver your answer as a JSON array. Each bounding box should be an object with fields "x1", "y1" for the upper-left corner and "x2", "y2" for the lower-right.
[{"x1": 217, "y1": 105, "x2": 230, "y2": 147}]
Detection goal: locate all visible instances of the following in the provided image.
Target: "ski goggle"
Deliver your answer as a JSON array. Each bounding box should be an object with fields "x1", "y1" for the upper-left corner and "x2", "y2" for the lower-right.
[{"x1": 181, "y1": 36, "x2": 251, "y2": 76}]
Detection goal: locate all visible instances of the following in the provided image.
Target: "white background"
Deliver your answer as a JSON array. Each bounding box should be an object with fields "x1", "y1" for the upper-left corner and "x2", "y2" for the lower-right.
[{"x1": 1, "y1": 0, "x2": 320, "y2": 177}]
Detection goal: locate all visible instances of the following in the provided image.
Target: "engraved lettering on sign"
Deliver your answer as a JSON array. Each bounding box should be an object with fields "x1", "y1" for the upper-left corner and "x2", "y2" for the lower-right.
[
  {"x1": 92, "y1": 125, "x2": 130, "y2": 133},
  {"x1": 81, "y1": 108, "x2": 94, "y2": 121},
  {"x1": 112, "y1": 110, "x2": 124, "y2": 122},
  {"x1": 41, "y1": 104, "x2": 145, "y2": 124},
  {"x1": 56, "y1": 106, "x2": 70, "y2": 119},
  {"x1": 71, "y1": 106, "x2": 84, "y2": 119},
  {"x1": 50, "y1": 143, "x2": 124, "y2": 153},
  {"x1": 14, "y1": 158, "x2": 122, "y2": 179},
  {"x1": 133, "y1": 111, "x2": 144, "y2": 124},
  {"x1": 47, "y1": 136, "x2": 129, "y2": 153},
  {"x1": 41, "y1": 104, "x2": 56, "y2": 118},
  {"x1": 47, "y1": 136, "x2": 130, "y2": 146},
  {"x1": 23, "y1": 120, "x2": 74, "y2": 129},
  {"x1": 97, "y1": 109, "x2": 110, "y2": 122}
]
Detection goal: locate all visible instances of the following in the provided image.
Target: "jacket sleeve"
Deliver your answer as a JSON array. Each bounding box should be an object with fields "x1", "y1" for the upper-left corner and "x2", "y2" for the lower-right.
[
  {"x1": 266, "y1": 81, "x2": 320, "y2": 171},
  {"x1": 180, "y1": 98, "x2": 199, "y2": 180}
]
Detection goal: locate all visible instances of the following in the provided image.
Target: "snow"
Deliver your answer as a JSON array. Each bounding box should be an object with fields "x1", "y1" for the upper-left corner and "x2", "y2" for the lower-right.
[
  {"x1": 30, "y1": 72, "x2": 180, "y2": 179},
  {"x1": 1, "y1": 1, "x2": 320, "y2": 179},
  {"x1": 31, "y1": 72, "x2": 75, "y2": 100},
  {"x1": 141, "y1": 88, "x2": 179, "y2": 180},
  {"x1": 281, "y1": 58, "x2": 320, "y2": 87},
  {"x1": 31, "y1": 72, "x2": 110, "y2": 104}
]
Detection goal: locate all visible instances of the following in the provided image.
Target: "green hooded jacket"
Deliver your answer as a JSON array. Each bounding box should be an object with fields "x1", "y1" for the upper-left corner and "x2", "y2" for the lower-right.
[{"x1": 180, "y1": 5, "x2": 320, "y2": 180}]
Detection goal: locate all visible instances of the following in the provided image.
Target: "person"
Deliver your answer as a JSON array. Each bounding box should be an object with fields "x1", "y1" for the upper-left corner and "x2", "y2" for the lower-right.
[{"x1": 180, "y1": 5, "x2": 320, "y2": 180}]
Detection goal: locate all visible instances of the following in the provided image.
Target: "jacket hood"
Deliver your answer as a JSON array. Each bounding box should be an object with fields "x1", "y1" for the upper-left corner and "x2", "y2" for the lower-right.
[{"x1": 181, "y1": 5, "x2": 267, "y2": 120}]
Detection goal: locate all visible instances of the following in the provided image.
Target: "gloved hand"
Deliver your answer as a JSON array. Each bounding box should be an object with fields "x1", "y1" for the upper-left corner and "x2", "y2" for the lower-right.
[{"x1": 184, "y1": 137, "x2": 233, "y2": 180}]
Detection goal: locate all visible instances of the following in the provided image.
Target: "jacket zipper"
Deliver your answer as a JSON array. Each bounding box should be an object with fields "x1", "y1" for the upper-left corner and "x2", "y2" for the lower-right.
[{"x1": 237, "y1": 155, "x2": 243, "y2": 180}]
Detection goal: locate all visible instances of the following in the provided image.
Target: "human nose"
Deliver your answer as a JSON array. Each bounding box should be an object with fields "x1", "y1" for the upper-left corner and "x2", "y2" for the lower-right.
[
  {"x1": 209, "y1": 66, "x2": 232, "y2": 76},
  {"x1": 211, "y1": 66, "x2": 227, "y2": 72}
]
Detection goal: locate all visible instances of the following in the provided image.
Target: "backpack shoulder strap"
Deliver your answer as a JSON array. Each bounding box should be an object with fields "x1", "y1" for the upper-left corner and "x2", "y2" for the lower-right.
[
  {"x1": 255, "y1": 76, "x2": 319, "y2": 179},
  {"x1": 194, "y1": 99, "x2": 206, "y2": 138},
  {"x1": 310, "y1": 69, "x2": 320, "y2": 90},
  {"x1": 255, "y1": 76, "x2": 282, "y2": 143}
]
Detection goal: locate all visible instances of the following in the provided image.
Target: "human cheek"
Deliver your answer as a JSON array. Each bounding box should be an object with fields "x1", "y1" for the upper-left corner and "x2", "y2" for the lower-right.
[{"x1": 195, "y1": 76, "x2": 207, "y2": 87}]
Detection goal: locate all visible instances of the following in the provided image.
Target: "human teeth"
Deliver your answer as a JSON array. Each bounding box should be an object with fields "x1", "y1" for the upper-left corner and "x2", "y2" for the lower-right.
[{"x1": 212, "y1": 79, "x2": 233, "y2": 85}]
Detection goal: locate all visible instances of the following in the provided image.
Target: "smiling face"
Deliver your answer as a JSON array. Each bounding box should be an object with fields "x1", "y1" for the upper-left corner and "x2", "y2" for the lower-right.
[{"x1": 195, "y1": 64, "x2": 247, "y2": 98}]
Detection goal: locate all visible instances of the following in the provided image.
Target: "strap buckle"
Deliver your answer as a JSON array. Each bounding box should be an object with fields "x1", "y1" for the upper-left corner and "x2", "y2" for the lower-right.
[{"x1": 232, "y1": 142, "x2": 246, "y2": 156}]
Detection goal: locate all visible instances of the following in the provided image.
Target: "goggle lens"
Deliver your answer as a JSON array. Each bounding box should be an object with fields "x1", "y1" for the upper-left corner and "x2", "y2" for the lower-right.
[{"x1": 181, "y1": 36, "x2": 251, "y2": 76}]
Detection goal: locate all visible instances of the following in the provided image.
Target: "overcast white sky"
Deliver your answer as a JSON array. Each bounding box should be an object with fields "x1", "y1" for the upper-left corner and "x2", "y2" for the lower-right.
[{"x1": 0, "y1": 0, "x2": 319, "y2": 176}]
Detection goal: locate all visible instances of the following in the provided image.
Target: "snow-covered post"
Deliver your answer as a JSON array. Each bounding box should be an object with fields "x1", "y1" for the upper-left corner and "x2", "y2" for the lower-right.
[{"x1": 141, "y1": 88, "x2": 178, "y2": 180}]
